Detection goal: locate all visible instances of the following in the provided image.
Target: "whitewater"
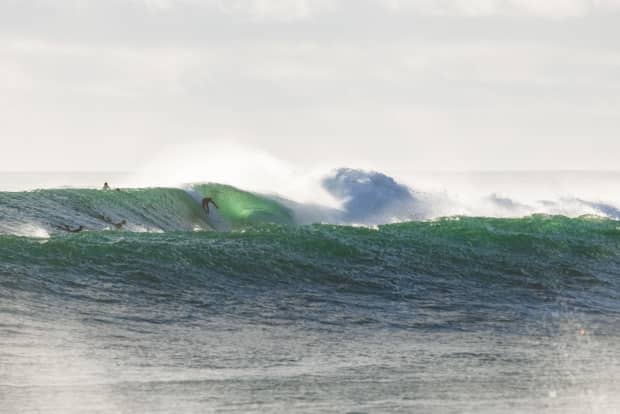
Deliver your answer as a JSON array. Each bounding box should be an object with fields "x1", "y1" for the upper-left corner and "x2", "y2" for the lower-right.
[
  {"x1": 1, "y1": 168, "x2": 620, "y2": 237},
  {"x1": 1, "y1": 168, "x2": 620, "y2": 413}
]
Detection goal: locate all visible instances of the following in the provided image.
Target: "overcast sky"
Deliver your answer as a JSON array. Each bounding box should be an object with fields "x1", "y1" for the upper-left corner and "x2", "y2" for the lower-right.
[{"x1": 1, "y1": 0, "x2": 619, "y2": 172}]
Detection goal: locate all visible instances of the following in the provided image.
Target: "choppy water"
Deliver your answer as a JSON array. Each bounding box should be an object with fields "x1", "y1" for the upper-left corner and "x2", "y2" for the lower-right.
[{"x1": 1, "y1": 170, "x2": 620, "y2": 413}]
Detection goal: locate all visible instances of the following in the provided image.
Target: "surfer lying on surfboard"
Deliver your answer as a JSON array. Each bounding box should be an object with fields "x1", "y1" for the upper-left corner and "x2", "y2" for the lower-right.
[
  {"x1": 97, "y1": 214, "x2": 127, "y2": 229},
  {"x1": 55, "y1": 224, "x2": 85, "y2": 233},
  {"x1": 202, "y1": 197, "x2": 219, "y2": 215},
  {"x1": 104, "y1": 217, "x2": 126, "y2": 229}
]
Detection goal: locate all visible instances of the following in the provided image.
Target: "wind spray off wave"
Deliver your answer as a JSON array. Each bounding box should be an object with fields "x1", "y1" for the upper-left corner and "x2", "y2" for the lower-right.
[{"x1": 1, "y1": 168, "x2": 619, "y2": 236}]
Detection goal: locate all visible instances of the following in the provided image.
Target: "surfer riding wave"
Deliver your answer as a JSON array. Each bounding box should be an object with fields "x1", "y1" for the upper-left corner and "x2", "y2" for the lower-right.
[{"x1": 202, "y1": 197, "x2": 219, "y2": 215}]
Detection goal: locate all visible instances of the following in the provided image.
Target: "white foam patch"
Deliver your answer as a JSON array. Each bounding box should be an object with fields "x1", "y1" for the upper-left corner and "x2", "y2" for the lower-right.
[{"x1": 13, "y1": 223, "x2": 50, "y2": 238}]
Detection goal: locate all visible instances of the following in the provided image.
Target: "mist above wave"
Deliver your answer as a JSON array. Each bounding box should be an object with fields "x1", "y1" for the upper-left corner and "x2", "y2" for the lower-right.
[
  {"x1": 0, "y1": 167, "x2": 619, "y2": 236},
  {"x1": 283, "y1": 168, "x2": 620, "y2": 225}
]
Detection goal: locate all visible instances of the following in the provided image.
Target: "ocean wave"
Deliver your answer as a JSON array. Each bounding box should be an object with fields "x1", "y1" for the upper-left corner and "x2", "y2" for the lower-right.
[
  {"x1": 0, "y1": 168, "x2": 619, "y2": 236},
  {"x1": 1, "y1": 216, "x2": 619, "y2": 319}
]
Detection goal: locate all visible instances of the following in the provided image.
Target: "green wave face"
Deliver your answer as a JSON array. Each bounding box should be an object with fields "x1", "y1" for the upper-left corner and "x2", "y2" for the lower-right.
[
  {"x1": 0, "y1": 187, "x2": 210, "y2": 234},
  {"x1": 192, "y1": 183, "x2": 294, "y2": 228},
  {"x1": 1, "y1": 216, "x2": 619, "y2": 294}
]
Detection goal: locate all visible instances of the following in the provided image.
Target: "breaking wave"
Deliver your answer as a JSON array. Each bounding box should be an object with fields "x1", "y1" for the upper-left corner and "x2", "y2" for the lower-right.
[{"x1": 0, "y1": 168, "x2": 618, "y2": 236}]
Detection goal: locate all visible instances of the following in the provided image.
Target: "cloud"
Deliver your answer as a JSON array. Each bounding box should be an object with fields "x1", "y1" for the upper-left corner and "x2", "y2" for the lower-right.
[
  {"x1": 6, "y1": 0, "x2": 620, "y2": 22},
  {"x1": 1, "y1": 0, "x2": 620, "y2": 171},
  {"x1": 380, "y1": 0, "x2": 620, "y2": 18},
  {"x1": 130, "y1": 0, "x2": 620, "y2": 19},
  {"x1": 126, "y1": 0, "x2": 338, "y2": 20},
  {"x1": 216, "y1": 0, "x2": 337, "y2": 21}
]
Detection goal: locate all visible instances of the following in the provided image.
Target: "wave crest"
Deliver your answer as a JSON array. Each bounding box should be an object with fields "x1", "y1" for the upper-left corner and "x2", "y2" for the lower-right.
[{"x1": 1, "y1": 168, "x2": 619, "y2": 236}]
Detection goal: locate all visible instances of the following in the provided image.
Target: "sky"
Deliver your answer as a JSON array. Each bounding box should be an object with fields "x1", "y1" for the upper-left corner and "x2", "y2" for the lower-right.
[{"x1": 1, "y1": 0, "x2": 619, "y2": 172}]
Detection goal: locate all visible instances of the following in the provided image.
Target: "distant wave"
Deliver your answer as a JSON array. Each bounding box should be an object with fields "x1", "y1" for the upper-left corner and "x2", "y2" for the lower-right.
[{"x1": 0, "y1": 168, "x2": 619, "y2": 236}]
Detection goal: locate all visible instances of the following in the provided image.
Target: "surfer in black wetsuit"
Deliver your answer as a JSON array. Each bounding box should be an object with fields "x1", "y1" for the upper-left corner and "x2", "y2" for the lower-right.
[
  {"x1": 102, "y1": 182, "x2": 111, "y2": 190},
  {"x1": 113, "y1": 219, "x2": 126, "y2": 229},
  {"x1": 100, "y1": 215, "x2": 126, "y2": 229},
  {"x1": 55, "y1": 224, "x2": 85, "y2": 233},
  {"x1": 202, "y1": 197, "x2": 219, "y2": 215}
]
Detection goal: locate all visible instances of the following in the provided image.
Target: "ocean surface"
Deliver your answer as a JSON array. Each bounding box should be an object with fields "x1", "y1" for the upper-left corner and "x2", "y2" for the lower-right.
[{"x1": 1, "y1": 170, "x2": 620, "y2": 413}]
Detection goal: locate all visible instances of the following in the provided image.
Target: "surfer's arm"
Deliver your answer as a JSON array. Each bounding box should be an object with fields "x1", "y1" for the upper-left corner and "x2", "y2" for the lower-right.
[{"x1": 210, "y1": 200, "x2": 219, "y2": 209}]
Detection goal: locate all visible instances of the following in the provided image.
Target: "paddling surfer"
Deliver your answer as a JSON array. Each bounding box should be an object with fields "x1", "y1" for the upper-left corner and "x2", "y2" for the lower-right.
[
  {"x1": 107, "y1": 218, "x2": 126, "y2": 229},
  {"x1": 55, "y1": 224, "x2": 85, "y2": 233},
  {"x1": 102, "y1": 182, "x2": 121, "y2": 191},
  {"x1": 100, "y1": 215, "x2": 127, "y2": 229}
]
